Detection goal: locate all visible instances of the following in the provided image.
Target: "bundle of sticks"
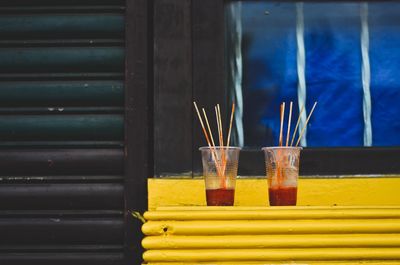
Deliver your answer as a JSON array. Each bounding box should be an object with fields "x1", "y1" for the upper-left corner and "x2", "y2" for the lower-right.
[
  {"x1": 276, "y1": 101, "x2": 317, "y2": 188},
  {"x1": 279, "y1": 101, "x2": 318, "y2": 147},
  {"x1": 193, "y1": 102, "x2": 235, "y2": 184}
]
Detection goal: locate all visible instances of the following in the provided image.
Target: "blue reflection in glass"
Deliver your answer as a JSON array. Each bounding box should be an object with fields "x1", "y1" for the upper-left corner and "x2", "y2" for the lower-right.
[{"x1": 238, "y1": 1, "x2": 400, "y2": 147}]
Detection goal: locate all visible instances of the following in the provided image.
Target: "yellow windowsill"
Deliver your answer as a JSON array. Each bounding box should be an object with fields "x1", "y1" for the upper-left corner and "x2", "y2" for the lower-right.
[{"x1": 148, "y1": 177, "x2": 400, "y2": 210}]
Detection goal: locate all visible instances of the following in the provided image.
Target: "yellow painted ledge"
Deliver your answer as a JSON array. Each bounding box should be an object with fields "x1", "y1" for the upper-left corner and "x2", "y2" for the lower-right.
[
  {"x1": 148, "y1": 177, "x2": 400, "y2": 210},
  {"x1": 148, "y1": 260, "x2": 400, "y2": 265}
]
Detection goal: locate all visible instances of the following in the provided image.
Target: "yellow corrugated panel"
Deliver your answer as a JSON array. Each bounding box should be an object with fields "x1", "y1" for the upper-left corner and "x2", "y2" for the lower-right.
[
  {"x1": 143, "y1": 219, "x2": 400, "y2": 235},
  {"x1": 143, "y1": 248, "x2": 400, "y2": 262},
  {"x1": 142, "y1": 206, "x2": 400, "y2": 264},
  {"x1": 144, "y1": 207, "x2": 400, "y2": 220},
  {"x1": 143, "y1": 234, "x2": 400, "y2": 249}
]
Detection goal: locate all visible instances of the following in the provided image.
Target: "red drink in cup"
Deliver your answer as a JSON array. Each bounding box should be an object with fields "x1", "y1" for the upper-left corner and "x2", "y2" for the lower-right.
[
  {"x1": 200, "y1": 146, "x2": 241, "y2": 206},
  {"x1": 268, "y1": 186, "x2": 297, "y2": 206},
  {"x1": 206, "y1": 188, "x2": 235, "y2": 206}
]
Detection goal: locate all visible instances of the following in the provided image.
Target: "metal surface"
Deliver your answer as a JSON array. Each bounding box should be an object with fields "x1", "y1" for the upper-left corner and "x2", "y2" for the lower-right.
[
  {"x1": 0, "y1": 81, "x2": 123, "y2": 106},
  {"x1": 0, "y1": 0, "x2": 126, "y2": 264},
  {"x1": 142, "y1": 206, "x2": 400, "y2": 264},
  {"x1": 0, "y1": 115, "x2": 123, "y2": 140}
]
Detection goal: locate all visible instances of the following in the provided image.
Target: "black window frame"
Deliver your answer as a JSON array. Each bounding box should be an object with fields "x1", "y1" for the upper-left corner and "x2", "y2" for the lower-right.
[{"x1": 151, "y1": 0, "x2": 400, "y2": 178}]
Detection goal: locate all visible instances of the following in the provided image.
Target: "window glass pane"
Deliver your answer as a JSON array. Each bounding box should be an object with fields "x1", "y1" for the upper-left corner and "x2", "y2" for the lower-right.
[{"x1": 227, "y1": 1, "x2": 400, "y2": 148}]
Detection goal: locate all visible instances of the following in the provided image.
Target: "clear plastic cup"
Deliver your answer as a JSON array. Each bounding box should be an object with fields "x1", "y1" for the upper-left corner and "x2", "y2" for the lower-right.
[
  {"x1": 199, "y1": 146, "x2": 241, "y2": 206},
  {"x1": 262, "y1": 147, "x2": 302, "y2": 206}
]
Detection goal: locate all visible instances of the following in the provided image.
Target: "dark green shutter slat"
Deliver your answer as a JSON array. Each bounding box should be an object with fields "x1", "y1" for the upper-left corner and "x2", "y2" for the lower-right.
[
  {"x1": 0, "y1": 15, "x2": 124, "y2": 38},
  {"x1": 0, "y1": 149, "x2": 123, "y2": 175},
  {"x1": 0, "y1": 81, "x2": 123, "y2": 106},
  {"x1": 0, "y1": 183, "x2": 123, "y2": 210},
  {"x1": 0, "y1": 244, "x2": 123, "y2": 251},
  {"x1": 0, "y1": 115, "x2": 123, "y2": 140},
  {"x1": 0, "y1": 217, "x2": 124, "y2": 244},
  {"x1": 0, "y1": 141, "x2": 122, "y2": 148},
  {"x1": 0, "y1": 108, "x2": 123, "y2": 115},
  {"x1": 0, "y1": 0, "x2": 125, "y2": 8},
  {"x1": 0, "y1": 175, "x2": 123, "y2": 183},
  {"x1": 0, "y1": 253, "x2": 124, "y2": 265},
  {"x1": 0, "y1": 47, "x2": 124, "y2": 73},
  {"x1": 0, "y1": 73, "x2": 123, "y2": 81}
]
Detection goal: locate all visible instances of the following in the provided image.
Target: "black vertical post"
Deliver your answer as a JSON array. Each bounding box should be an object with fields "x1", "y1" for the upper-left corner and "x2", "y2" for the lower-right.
[
  {"x1": 153, "y1": 0, "x2": 193, "y2": 177},
  {"x1": 192, "y1": 0, "x2": 226, "y2": 174},
  {"x1": 124, "y1": 0, "x2": 152, "y2": 263}
]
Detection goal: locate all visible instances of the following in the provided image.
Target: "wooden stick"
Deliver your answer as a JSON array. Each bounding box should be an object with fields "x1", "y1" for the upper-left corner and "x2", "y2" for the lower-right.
[
  {"x1": 278, "y1": 102, "x2": 285, "y2": 146},
  {"x1": 202, "y1": 108, "x2": 216, "y2": 148},
  {"x1": 217, "y1": 104, "x2": 226, "y2": 186},
  {"x1": 205, "y1": 106, "x2": 223, "y2": 177},
  {"x1": 194, "y1": 102, "x2": 221, "y2": 175},
  {"x1": 286, "y1": 101, "x2": 293, "y2": 146},
  {"x1": 215, "y1": 106, "x2": 222, "y2": 147},
  {"x1": 217, "y1": 104, "x2": 224, "y2": 147},
  {"x1": 295, "y1": 101, "x2": 318, "y2": 147},
  {"x1": 290, "y1": 104, "x2": 305, "y2": 146},
  {"x1": 193, "y1": 102, "x2": 211, "y2": 145},
  {"x1": 214, "y1": 105, "x2": 224, "y2": 177},
  {"x1": 223, "y1": 103, "x2": 235, "y2": 180},
  {"x1": 226, "y1": 103, "x2": 235, "y2": 147},
  {"x1": 277, "y1": 102, "x2": 285, "y2": 187},
  {"x1": 278, "y1": 104, "x2": 282, "y2": 146}
]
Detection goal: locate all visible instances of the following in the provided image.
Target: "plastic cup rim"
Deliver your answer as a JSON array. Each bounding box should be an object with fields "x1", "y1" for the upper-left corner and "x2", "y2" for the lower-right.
[
  {"x1": 199, "y1": 146, "x2": 242, "y2": 151},
  {"x1": 261, "y1": 146, "x2": 303, "y2": 151}
]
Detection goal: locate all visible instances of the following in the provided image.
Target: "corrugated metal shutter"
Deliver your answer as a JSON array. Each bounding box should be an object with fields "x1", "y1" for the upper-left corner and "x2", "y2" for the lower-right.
[
  {"x1": 0, "y1": 1, "x2": 125, "y2": 264},
  {"x1": 142, "y1": 206, "x2": 400, "y2": 264}
]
